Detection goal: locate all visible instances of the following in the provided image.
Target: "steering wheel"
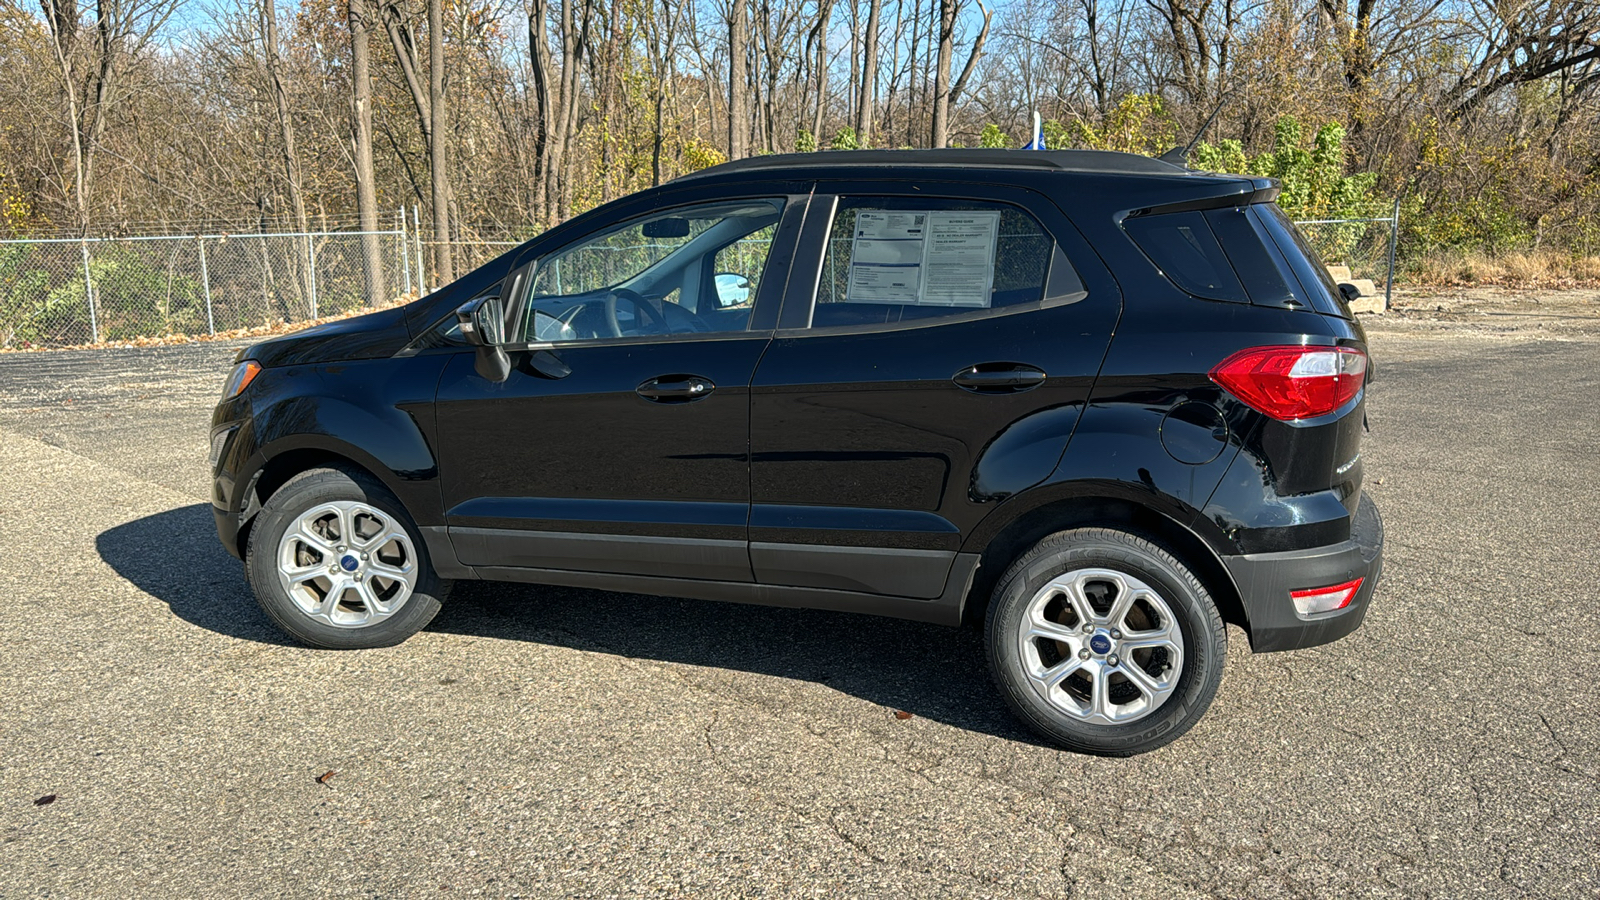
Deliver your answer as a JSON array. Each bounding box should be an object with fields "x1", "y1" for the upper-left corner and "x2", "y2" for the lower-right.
[
  {"x1": 660, "y1": 300, "x2": 713, "y2": 333},
  {"x1": 604, "y1": 288, "x2": 670, "y2": 338}
]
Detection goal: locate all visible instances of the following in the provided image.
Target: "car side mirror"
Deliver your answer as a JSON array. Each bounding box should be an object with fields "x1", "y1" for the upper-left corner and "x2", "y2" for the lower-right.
[
  {"x1": 713, "y1": 272, "x2": 752, "y2": 308},
  {"x1": 455, "y1": 294, "x2": 512, "y2": 383},
  {"x1": 1338, "y1": 282, "x2": 1362, "y2": 305}
]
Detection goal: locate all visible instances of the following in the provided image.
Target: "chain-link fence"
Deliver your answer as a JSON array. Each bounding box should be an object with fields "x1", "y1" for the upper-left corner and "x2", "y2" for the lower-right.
[
  {"x1": 429, "y1": 240, "x2": 522, "y2": 274},
  {"x1": 0, "y1": 203, "x2": 1402, "y2": 349},
  {"x1": 0, "y1": 231, "x2": 421, "y2": 348}
]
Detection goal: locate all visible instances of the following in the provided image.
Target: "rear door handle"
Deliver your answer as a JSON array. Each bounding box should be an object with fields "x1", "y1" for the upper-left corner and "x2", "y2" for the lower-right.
[
  {"x1": 952, "y1": 364, "x2": 1047, "y2": 393},
  {"x1": 636, "y1": 374, "x2": 716, "y2": 402}
]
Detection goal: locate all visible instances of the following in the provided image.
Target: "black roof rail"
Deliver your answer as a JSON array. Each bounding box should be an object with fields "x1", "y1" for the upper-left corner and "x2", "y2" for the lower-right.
[{"x1": 670, "y1": 148, "x2": 1194, "y2": 183}]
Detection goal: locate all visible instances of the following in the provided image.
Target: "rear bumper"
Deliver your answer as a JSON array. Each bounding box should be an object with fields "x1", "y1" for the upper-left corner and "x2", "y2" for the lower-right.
[{"x1": 1222, "y1": 491, "x2": 1384, "y2": 652}]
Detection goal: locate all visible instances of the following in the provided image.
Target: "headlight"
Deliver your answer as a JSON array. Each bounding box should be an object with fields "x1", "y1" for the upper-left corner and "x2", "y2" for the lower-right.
[{"x1": 221, "y1": 360, "x2": 261, "y2": 400}]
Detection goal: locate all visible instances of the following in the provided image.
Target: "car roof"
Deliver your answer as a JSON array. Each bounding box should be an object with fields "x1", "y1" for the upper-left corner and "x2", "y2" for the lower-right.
[{"x1": 670, "y1": 149, "x2": 1195, "y2": 184}]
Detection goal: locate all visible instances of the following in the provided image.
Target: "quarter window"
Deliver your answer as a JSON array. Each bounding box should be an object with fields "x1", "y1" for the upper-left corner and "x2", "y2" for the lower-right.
[
  {"x1": 809, "y1": 198, "x2": 1057, "y2": 329},
  {"x1": 1123, "y1": 210, "x2": 1248, "y2": 302}
]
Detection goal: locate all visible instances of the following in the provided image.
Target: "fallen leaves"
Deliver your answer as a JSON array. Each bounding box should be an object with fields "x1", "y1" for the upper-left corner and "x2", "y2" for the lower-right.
[
  {"x1": 33, "y1": 794, "x2": 56, "y2": 806},
  {"x1": 893, "y1": 710, "x2": 913, "y2": 720}
]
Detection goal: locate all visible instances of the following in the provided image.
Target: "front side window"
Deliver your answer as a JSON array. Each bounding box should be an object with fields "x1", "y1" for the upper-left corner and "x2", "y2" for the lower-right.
[
  {"x1": 519, "y1": 198, "x2": 785, "y2": 342},
  {"x1": 810, "y1": 198, "x2": 1056, "y2": 329}
]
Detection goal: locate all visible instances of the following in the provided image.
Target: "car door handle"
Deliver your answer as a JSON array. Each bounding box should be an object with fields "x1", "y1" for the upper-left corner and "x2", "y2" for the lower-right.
[
  {"x1": 636, "y1": 375, "x2": 716, "y2": 403},
  {"x1": 952, "y1": 364, "x2": 1047, "y2": 393}
]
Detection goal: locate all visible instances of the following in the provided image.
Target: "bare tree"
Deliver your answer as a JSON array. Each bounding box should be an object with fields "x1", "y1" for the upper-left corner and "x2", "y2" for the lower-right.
[
  {"x1": 1442, "y1": 0, "x2": 1600, "y2": 121},
  {"x1": 349, "y1": 0, "x2": 385, "y2": 304},
  {"x1": 35, "y1": 0, "x2": 184, "y2": 232},
  {"x1": 260, "y1": 0, "x2": 314, "y2": 304},
  {"x1": 527, "y1": 0, "x2": 555, "y2": 221},
  {"x1": 854, "y1": 0, "x2": 882, "y2": 144},
  {"x1": 427, "y1": 0, "x2": 451, "y2": 282},
  {"x1": 930, "y1": 0, "x2": 990, "y2": 146},
  {"x1": 729, "y1": 0, "x2": 750, "y2": 158},
  {"x1": 807, "y1": 0, "x2": 834, "y2": 142}
]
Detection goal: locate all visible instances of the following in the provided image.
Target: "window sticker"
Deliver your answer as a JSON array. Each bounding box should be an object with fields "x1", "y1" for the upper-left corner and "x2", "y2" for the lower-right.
[
  {"x1": 922, "y1": 212, "x2": 1001, "y2": 306},
  {"x1": 846, "y1": 212, "x2": 926, "y2": 303},
  {"x1": 845, "y1": 210, "x2": 1000, "y2": 307}
]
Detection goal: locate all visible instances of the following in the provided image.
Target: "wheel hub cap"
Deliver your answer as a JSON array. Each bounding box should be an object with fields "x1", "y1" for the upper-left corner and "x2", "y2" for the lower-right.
[
  {"x1": 1016, "y1": 568, "x2": 1186, "y2": 725},
  {"x1": 276, "y1": 501, "x2": 417, "y2": 628}
]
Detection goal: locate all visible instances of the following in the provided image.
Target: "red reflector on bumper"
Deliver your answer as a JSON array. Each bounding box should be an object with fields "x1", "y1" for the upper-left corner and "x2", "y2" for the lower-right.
[{"x1": 1290, "y1": 577, "x2": 1363, "y2": 616}]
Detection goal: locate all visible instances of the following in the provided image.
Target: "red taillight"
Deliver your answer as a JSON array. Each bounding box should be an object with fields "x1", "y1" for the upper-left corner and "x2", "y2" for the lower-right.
[
  {"x1": 1289, "y1": 577, "x2": 1363, "y2": 616},
  {"x1": 1209, "y1": 345, "x2": 1367, "y2": 421}
]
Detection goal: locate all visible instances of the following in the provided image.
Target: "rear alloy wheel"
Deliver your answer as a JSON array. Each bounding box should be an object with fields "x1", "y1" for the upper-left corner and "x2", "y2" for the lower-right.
[
  {"x1": 247, "y1": 467, "x2": 446, "y2": 648},
  {"x1": 986, "y1": 528, "x2": 1225, "y2": 755}
]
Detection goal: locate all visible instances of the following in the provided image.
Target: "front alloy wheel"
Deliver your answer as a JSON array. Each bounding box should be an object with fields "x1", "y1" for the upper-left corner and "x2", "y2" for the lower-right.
[
  {"x1": 246, "y1": 467, "x2": 445, "y2": 649},
  {"x1": 276, "y1": 500, "x2": 419, "y2": 628}
]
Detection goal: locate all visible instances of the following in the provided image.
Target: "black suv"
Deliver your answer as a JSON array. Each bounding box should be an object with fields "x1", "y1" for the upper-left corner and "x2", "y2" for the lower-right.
[{"x1": 210, "y1": 149, "x2": 1383, "y2": 754}]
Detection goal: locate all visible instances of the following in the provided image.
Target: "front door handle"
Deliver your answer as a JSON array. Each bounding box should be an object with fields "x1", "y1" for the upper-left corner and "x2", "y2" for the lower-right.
[
  {"x1": 636, "y1": 374, "x2": 716, "y2": 403},
  {"x1": 952, "y1": 363, "x2": 1047, "y2": 394}
]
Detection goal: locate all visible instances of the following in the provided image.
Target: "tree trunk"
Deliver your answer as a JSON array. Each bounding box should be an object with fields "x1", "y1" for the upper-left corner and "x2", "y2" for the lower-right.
[
  {"x1": 728, "y1": 0, "x2": 749, "y2": 159},
  {"x1": 854, "y1": 0, "x2": 880, "y2": 145},
  {"x1": 262, "y1": 0, "x2": 312, "y2": 308},
  {"x1": 1317, "y1": 0, "x2": 1378, "y2": 147},
  {"x1": 930, "y1": 0, "x2": 954, "y2": 148},
  {"x1": 428, "y1": 0, "x2": 453, "y2": 284},
  {"x1": 553, "y1": 0, "x2": 592, "y2": 221},
  {"x1": 949, "y1": 0, "x2": 990, "y2": 108},
  {"x1": 811, "y1": 0, "x2": 833, "y2": 143},
  {"x1": 528, "y1": 0, "x2": 554, "y2": 226},
  {"x1": 349, "y1": 0, "x2": 386, "y2": 305}
]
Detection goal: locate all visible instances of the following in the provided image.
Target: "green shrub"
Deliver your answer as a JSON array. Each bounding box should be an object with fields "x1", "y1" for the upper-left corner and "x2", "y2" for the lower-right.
[{"x1": 978, "y1": 123, "x2": 1012, "y2": 149}]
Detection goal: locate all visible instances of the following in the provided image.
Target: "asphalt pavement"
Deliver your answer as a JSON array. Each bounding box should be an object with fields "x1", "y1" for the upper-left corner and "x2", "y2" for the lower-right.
[{"x1": 1, "y1": 320, "x2": 1596, "y2": 898}]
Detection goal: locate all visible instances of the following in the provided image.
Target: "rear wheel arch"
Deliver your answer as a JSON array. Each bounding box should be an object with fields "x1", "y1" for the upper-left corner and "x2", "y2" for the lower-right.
[{"x1": 962, "y1": 493, "x2": 1246, "y2": 635}]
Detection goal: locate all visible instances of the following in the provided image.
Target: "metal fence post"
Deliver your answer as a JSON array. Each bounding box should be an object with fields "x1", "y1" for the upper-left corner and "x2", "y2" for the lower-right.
[
  {"x1": 80, "y1": 239, "x2": 98, "y2": 343},
  {"x1": 198, "y1": 235, "x2": 215, "y2": 335},
  {"x1": 413, "y1": 205, "x2": 425, "y2": 291},
  {"x1": 1385, "y1": 198, "x2": 1401, "y2": 311},
  {"x1": 398, "y1": 209, "x2": 412, "y2": 297},
  {"x1": 305, "y1": 233, "x2": 318, "y2": 318}
]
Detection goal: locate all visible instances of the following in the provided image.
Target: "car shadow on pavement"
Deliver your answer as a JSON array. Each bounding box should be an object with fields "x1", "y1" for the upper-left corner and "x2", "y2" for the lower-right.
[
  {"x1": 98, "y1": 504, "x2": 1043, "y2": 743},
  {"x1": 96, "y1": 503, "x2": 300, "y2": 647},
  {"x1": 431, "y1": 580, "x2": 1046, "y2": 746}
]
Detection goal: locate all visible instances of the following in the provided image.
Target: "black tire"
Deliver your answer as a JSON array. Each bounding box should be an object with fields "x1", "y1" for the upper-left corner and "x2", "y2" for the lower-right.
[
  {"x1": 245, "y1": 466, "x2": 447, "y2": 649},
  {"x1": 985, "y1": 528, "x2": 1225, "y2": 755}
]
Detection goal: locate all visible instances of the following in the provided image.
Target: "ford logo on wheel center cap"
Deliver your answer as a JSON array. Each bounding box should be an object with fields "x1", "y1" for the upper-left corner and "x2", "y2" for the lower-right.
[
  {"x1": 1089, "y1": 633, "x2": 1113, "y2": 655},
  {"x1": 339, "y1": 555, "x2": 360, "y2": 572}
]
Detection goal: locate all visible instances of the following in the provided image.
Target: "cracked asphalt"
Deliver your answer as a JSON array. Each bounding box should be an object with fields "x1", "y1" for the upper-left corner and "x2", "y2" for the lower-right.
[{"x1": 1, "y1": 308, "x2": 1597, "y2": 897}]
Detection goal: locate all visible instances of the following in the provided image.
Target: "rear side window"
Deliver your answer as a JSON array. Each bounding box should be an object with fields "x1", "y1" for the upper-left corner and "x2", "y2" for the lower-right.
[
  {"x1": 1123, "y1": 211, "x2": 1247, "y2": 302},
  {"x1": 1254, "y1": 205, "x2": 1352, "y2": 318},
  {"x1": 809, "y1": 198, "x2": 1058, "y2": 329},
  {"x1": 1202, "y1": 207, "x2": 1302, "y2": 309}
]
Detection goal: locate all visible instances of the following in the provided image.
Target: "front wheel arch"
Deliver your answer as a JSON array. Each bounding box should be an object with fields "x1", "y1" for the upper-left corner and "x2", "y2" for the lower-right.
[{"x1": 236, "y1": 446, "x2": 404, "y2": 559}]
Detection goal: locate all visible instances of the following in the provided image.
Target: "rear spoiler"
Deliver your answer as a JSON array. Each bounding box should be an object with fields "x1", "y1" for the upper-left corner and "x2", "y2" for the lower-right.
[{"x1": 1124, "y1": 178, "x2": 1281, "y2": 220}]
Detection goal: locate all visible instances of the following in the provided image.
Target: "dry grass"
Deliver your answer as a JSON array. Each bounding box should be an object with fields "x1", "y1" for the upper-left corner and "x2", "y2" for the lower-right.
[{"x1": 1406, "y1": 249, "x2": 1600, "y2": 289}]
